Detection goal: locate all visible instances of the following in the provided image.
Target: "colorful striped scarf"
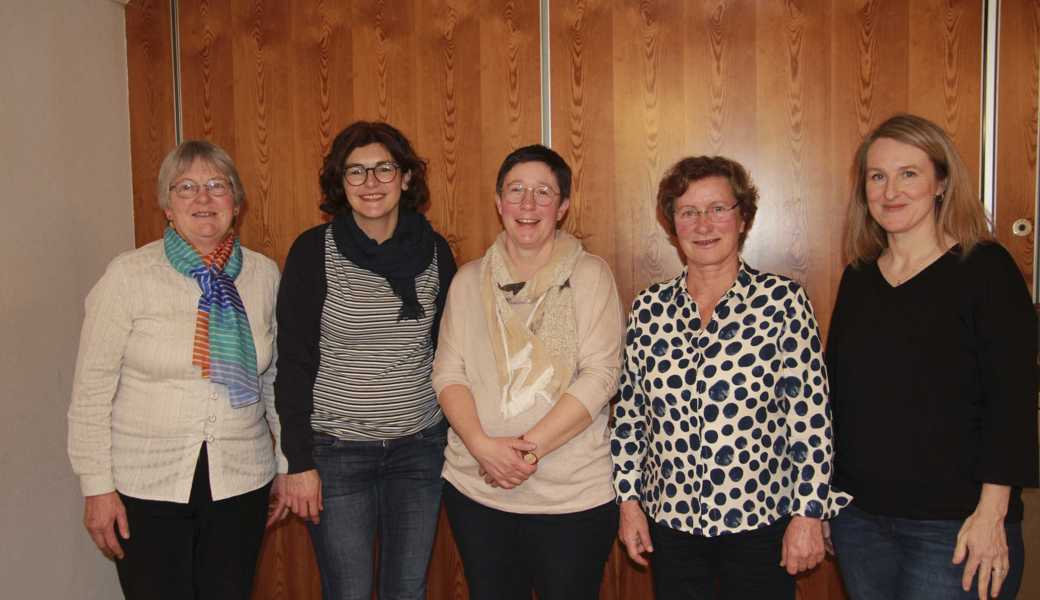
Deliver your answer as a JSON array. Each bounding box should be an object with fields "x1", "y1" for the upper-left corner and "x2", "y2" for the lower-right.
[{"x1": 164, "y1": 227, "x2": 260, "y2": 408}]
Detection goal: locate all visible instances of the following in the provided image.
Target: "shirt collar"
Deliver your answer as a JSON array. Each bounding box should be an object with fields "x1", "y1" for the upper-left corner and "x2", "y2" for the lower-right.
[{"x1": 671, "y1": 259, "x2": 755, "y2": 304}]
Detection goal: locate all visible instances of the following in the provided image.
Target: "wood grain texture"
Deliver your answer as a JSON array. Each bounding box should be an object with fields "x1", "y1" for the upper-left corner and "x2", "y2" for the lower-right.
[
  {"x1": 995, "y1": 3, "x2": 1040, "y2": 590},
  {"x1": 995, "y1": 0, "x2": 1039, "y2": 287},
  {"x1": 550, "y1": 0, "x2": 619, "y2": 277},
  {"x1": 126, "y1": 0, "x2": 176, "y2": 247},
  {"x1": 121, "y1": 1, "x2": 1040, "y2": 599}
]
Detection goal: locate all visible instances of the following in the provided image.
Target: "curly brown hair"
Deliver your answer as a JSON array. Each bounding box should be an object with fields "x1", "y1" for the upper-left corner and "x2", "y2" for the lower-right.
[{"x1": 319, "y1": 121, "x2": 429, "y2": 215}]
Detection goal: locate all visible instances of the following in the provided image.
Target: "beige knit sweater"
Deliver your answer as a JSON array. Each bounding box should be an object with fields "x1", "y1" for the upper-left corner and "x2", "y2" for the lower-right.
[
  {"x1": 67, "y1": 239, "x2": 285, "y2": 503},
  {"x1": 432, "y1": 252, "x2": 623, "y2": 514}
]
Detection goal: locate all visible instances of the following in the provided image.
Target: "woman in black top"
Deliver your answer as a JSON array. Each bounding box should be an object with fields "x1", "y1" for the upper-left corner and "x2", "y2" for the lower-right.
[
  {"x1": 275, "y1": 121, "x2": 456, "y2": 600},
  {"x1": 827, "y1": 113, "x2": 1037, "y2": 600}
]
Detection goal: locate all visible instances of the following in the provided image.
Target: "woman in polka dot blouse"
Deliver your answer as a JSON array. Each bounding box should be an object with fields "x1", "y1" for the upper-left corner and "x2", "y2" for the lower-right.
[
  {"x1": 610, "y1": 155, "x2": 851, "y2": 599},
  {"x1": 826, "y1": 114, "x2": 1038, "y2": 600}
]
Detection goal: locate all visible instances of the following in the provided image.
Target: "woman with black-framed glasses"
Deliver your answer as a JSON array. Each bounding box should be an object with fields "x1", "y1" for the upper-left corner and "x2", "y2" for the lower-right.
[
  {"x1": 274, "y1": 121, "x2": 456, "y2": 600},
  {"x1": 610, "y1": 155, "x2": 850, "y2": 599}
]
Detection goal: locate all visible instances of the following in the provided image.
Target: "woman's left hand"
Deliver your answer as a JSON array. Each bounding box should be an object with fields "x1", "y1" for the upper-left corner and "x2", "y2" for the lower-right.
[
  {"x1": 953, "y1": 511, "x2": 1009, "y2": 599},
  {"x1": 266, "y1": 474, "x2": 290, "y2": 527},
  {"x1": 781, "y1": 516, "x2": 825, "y2": 575}
]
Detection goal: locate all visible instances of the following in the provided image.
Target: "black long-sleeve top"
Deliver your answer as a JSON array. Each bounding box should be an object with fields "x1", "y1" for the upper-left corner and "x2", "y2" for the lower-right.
[
  {"x1": 826, "y1": 242, "x2": 1038, "y2": 522},
  {"x1": 273, "y1": 223, "x2": 457, "y2": 473}
]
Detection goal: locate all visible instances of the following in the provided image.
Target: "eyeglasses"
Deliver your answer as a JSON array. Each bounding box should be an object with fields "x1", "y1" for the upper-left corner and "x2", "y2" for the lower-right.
[
  {"x1": 344, "y1": 161, "x2": 400, "y2": 186},
  {"x1": 169, "y1": 178, "x2": 232, "y2": 200},
  {"x1": 500, "y1": 182, "x2": 560, "y2": 207},
  {"x1": 674, "y1": 203, "x2": 740, "y2": 224}
]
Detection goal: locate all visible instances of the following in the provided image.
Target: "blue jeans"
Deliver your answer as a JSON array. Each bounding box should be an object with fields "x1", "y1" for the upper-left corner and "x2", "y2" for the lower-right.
[
  {"x1": 831, "y1": 504, "x2": 1025, "y2": 600},
  {"x1": 307, "y1": 420, "x2": 447, "y2": 600}
]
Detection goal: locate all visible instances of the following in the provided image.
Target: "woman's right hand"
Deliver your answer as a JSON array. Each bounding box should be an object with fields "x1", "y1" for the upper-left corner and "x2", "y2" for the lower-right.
[
  {"x1": 84, "y1": 491, "x2": 129, "y2": 560},
  {"x1": 619, "y1": 499, "x2": 654, "y2": 566},
  {"x1": 469, "y1": 435, "x2": 537, "y2": 489},
  {"x1": 284, "y1": 469, "x2": 323, "y2": 524}
]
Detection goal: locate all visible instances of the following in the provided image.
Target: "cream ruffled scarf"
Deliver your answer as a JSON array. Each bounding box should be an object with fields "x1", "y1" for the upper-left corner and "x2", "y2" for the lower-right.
[{"x1": 480, "y1": 231, "x2": 584, "y2": 419}]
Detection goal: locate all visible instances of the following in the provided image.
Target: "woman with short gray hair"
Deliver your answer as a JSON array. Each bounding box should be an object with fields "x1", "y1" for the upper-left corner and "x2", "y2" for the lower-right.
[{"x1": 68, "y1": 140, "x2": 288, "y2": 599}]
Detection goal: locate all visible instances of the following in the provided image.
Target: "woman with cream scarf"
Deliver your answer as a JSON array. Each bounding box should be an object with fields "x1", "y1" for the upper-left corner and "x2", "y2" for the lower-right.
[{"x1": 433, "y1": 145, "x2": 624, "y2": 600}]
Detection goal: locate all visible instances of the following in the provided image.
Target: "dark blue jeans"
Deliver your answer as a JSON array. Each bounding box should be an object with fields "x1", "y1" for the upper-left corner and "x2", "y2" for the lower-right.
[
  {"x1": 307, "y1": 420, "x2": 447, "y2": 600},
  {"x1": 443, "y1": 482, "x2": 618, "y2": 600},
  {"x1": 649, "y1": 516, "x2": 794, "y2": 600},
  {"x1": 830, "y1": 504, "x2": 1025, "y2": 600}
]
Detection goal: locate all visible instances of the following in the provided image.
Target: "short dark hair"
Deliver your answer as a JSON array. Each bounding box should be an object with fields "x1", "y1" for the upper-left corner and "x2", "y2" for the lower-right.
[
  {"x1": 319, "y1": 121, "x2": 429, "y2": 215},
  {"x1": 657, "y1": 155, "x2": 759, "y2": 248},
  {"x1": 495, "y1": 144, "x2": 572, "y2": 200}
]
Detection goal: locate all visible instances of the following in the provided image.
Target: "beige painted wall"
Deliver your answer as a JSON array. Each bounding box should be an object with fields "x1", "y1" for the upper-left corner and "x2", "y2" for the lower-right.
[{"x1": 0, "y1": 0, "x2": 133, "y2": 597}]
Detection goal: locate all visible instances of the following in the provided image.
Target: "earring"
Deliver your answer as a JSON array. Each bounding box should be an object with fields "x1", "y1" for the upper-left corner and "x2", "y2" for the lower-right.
[{"x1": 935, "y1": 192, "x2": 944, "y2": 203}]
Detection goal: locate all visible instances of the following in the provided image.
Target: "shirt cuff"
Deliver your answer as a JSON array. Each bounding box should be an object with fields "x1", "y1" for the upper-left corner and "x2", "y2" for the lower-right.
[
  {"x1": 564, "y1": 376, "x2": 615, "y2": 417},
  {"x1": 791, "y1": 485, "x2": 853, "y2": 520},
  {"x1": 80, "y1": 474, "x2": 116, "y2": 497},
  {"x1": 432, "y1": 374, "x2": 471, "y2": 396}
]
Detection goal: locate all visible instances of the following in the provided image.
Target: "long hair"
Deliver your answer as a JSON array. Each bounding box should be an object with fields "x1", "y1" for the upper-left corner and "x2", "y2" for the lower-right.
[{"x1": 844, "y1": 114, "x2": 991, "y2": 265}]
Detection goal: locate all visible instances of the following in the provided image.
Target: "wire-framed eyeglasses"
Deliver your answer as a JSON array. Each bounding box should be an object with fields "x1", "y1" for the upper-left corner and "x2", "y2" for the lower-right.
[
  {"x1": 169, "y1": 178, "x2": 233, "y2": 200},
  {"x1": 500, "y1": 182, "x2": 560, "y2": 206},
  {"x1": 674, "y1": 203, "x2": 740, "y2": 224}
]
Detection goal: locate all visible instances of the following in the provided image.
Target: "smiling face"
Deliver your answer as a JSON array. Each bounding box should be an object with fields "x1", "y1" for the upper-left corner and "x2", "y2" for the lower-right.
[
  {"x1": 674, "y1": 176, "x2": 745, "y2": 271},
  {"x1": 495, "y1": 160, "x2": 570, "y2": 254},
  {"x1": 163, "y1": 159, "x2": 237, "y2": 255},
  {"x1": 343, "y1": 142, "x2": 411, "y2": 242},
  {"x1": 864, "y1": 137, "x2": 945, "y2": 240}
]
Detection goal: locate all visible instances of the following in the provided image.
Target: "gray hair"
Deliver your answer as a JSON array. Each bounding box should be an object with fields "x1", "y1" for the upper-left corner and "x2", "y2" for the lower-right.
[{"x1": 156, "y1": 140, "x2": 245, "y2": 209}]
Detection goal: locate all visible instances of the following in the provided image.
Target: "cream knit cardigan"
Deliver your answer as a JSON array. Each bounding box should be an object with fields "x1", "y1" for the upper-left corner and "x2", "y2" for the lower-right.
[{"x1": 68, "y1": 240, "x2": 286, "y2": 503}]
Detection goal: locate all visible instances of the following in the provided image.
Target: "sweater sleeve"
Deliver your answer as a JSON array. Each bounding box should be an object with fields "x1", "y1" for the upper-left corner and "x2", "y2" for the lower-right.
[
  {"x1": 971, "y1": 244, "x2": 1039, "y2": 488},
  {"x1": 274, "y1": 226, "x2": 327, "y2": 473},
  {"x1": 562, "y1": 256, "x2": 624, "y2": 416},
  {"x1": 67, "y1": 256, "x2": 134, "y2": 496}
]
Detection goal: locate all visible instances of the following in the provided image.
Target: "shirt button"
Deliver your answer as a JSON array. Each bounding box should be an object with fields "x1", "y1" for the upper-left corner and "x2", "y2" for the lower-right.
[
  {"x1": 208, "y1": 415, "x2": 216, "y2": 423},
  {"x1": 206, "y1": 435, "x2": 215, "y2": 443},
  {"x1": 209, "y1": 393, "x2": 218, "y2": 401}
]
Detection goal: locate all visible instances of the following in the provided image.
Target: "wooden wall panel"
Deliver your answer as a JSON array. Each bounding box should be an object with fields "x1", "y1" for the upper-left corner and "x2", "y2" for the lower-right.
[
  {"x1": 995, "y1": 0, "x2": 1039, "y2": 287},
  {"x1": 997, "y1": 2, "x2": 1040, "y2": 596},
  {"x1": 550, "y1": 0, "x2": 619, "y2": 275},
  {"x1": 125, "y1": 0, "x2": 175, "y2": 247},
  {"x1": 547, "y1": 1, "x2": 985, "y2": 598},
  {"x1": 122, "y1": 1, "x2": 1040, "y2": 599}
]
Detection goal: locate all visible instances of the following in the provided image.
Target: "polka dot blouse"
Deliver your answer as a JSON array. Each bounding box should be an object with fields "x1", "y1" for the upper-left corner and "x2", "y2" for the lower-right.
[{"x1": 611, "y1": 263, "x2": 851, "y2": 537}]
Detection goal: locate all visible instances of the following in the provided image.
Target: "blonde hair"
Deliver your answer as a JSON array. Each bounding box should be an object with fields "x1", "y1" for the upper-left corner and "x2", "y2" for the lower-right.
[{"x1": 844, "y1": 114, "x2": 991, "y2": 265}]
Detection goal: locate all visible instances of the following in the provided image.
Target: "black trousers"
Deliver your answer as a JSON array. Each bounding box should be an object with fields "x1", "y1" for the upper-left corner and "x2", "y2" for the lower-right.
[
  {"x1": 115, "y1": 445, "x2": 270, "y2": 600},
  {"x1": 443, "y1": 482, "x2": 617, "y2": 600},
  {"x1": 649, "y1": 516, "x2": 794, "y2": 600}
]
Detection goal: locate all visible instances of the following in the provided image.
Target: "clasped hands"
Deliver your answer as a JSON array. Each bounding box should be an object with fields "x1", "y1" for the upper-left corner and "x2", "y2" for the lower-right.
[{"x1": 472, "y1": 434, "x2": 538, "y2": 489}]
